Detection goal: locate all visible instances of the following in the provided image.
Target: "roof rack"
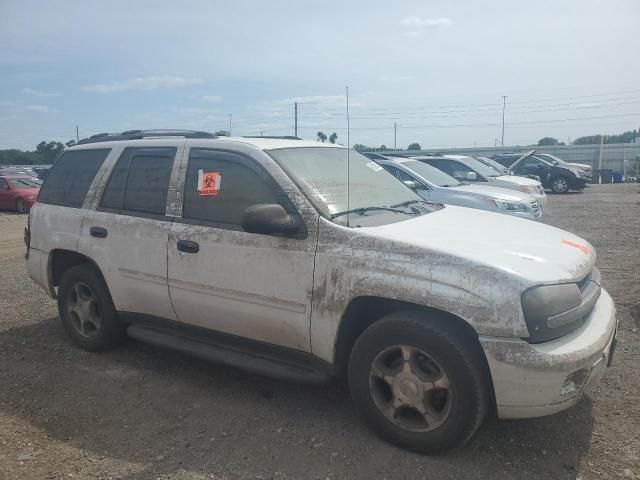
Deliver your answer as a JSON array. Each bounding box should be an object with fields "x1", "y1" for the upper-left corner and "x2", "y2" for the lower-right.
[
  {"x1": 241, "y1": 135, "x2": 302, "y2": 140},
  {"x1": 77, "y1": 129, "x2": 217, "y2": 145}
]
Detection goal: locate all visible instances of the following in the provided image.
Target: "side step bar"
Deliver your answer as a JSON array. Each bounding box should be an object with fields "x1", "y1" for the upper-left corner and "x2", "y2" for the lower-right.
[{"x1": 127, "y1": 323, "x2": 333, "y2": 384}]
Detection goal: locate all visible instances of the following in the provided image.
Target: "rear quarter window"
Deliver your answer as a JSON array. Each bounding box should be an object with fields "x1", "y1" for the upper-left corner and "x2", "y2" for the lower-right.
[{"x1": 38, "y1": 149, "x2": 111, "y2": 208}]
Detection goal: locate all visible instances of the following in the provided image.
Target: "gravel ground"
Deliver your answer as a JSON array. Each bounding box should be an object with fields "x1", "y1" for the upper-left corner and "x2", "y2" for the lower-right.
[{"x1": 0, "y1": 184, "x2": 638, "y2": 480}]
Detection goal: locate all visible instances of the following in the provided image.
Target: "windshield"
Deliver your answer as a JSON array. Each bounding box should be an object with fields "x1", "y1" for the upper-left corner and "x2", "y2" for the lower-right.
[
  {"x1": 8, "y1": 178, "x2": 40, "y2": 189},
  {"x1": 474, "y1": 156, "x2": 507, "y2": 174},
  {"x1": 396, "y1": 160, "x2": 462, "y2": 187},
  {"x1": 269, "y1": 147, "x2": 430, "y2": 226},
  {"x1": 453, "y1": 156, "x2": 503, "y2": 178},
  {"x1": 536, "y1": 153, "x2": 564, "y2": 165}
]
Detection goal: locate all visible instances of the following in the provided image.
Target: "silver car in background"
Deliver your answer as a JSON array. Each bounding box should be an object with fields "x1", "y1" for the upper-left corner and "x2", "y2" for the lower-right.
[{"x1": 377, "y1": 157, "x2": 542, "y2": 220}]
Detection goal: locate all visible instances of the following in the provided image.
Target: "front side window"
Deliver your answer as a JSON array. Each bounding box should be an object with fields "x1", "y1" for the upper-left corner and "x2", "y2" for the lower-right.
[
  {"x1": 100, "y1": 147, "x2": 176, "y2": 216},
  {"x1": 0, "y1": 178, "x2": 8, "y2": 190},
  {"x1": 38, "y1": 149, "x2": 110, "y2": 208},
  {"x1": 269, "y1": 147, "x2": 437, "y2": 226},
  {"x1": 182, "y1": 149, "x2": 288, "y2": 229}
]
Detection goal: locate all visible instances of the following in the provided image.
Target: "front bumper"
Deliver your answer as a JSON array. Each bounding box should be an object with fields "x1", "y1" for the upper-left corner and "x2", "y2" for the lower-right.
[{"x1": 480, "y1": 288, "x2": 617, "y2": 419}]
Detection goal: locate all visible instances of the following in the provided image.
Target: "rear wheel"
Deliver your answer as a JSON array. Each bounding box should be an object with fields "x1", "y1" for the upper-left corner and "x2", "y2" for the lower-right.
[
  {"x1": 16, "y1": 198, "x2": 27, "y2": 213},
  {"x1": 550, "y1": 176, "x2": 569, "y2": 193},
  {"x1": 348, "y1": 311, "x2": 490, "y2": 454},
  {"x1": 58, "y1": 264, "x2": 126, "y2": 351}
]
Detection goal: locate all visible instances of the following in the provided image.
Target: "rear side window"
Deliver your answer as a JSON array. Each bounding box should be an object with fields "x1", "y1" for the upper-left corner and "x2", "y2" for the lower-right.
[
  {"x1": 100, "y1": 147, "x2": 176, "y2": 216},
  {"x1": 182, "y1": 149, "x2": 286, "y2": 229},
  {"x1": 38, "y1": 149, "x2": 110, "y2": 208}
]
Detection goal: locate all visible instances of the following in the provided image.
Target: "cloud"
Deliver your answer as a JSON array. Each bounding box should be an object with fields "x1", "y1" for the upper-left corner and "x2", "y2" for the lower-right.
[
  {"x1": 22, "y1": 88, "x2": 61, "y2": 97},
  {"x1": 24, "y1": 105, "x2": 50, "y2": 113},
  {"x1": 202, "y1": 95, "x2": 222, "y2": 102},
  {"x1": 83, "y1": 76, "x2": 203, "y2": 93},
  {"x1": 400, "y1": 16, "x2": 452, "y2": 29}
]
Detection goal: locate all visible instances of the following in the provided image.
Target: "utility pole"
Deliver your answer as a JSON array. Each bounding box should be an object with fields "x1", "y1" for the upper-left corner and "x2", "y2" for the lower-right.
[
  {"x1": 501, "y1": 95, "x2": 507, "y2": 148},
  {"x1": 228, "y1": 114, "x2": 232, "y2": 136},
  {"x1": 294, "y1": 102, "x2": 298, "y2": 138},
  {"x1": 394, "y1": 122, "x2": 397, "y2": 150},
  {"x1": 76, "y1": 125, "x2": 79, "y2": 143}
]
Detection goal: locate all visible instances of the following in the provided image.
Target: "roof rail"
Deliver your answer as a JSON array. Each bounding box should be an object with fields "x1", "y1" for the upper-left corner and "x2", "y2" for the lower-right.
[
  {"x1": 77, "y1": 129, "x2": 216, "y2": 145},
  {"x1": 241, "y1": 135, "x2": 302, "y2": 140}
]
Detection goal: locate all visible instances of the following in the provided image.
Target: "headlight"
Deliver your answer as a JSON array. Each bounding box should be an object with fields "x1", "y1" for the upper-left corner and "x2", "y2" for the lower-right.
[
  {"x1": 492, "y1": 199, "x2": 528, "y2": 212},
  {"x1": 521, "y1": 283, "x2": 594, "y2": 343}
]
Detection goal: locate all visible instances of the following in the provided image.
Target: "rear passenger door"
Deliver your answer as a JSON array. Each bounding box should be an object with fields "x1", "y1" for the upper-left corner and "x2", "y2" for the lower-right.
[
  {"x1": 77, "y1": 145, "x2": 181, "y2": 321},
  {"x1": 167, "y1": 148, "x2": 317, "y2": 351}
]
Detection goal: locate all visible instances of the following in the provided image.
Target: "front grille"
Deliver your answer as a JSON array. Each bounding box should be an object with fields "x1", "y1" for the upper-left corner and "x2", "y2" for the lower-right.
[{"x1": 530, "y1": 200, "x2": 541, "y2": 217}]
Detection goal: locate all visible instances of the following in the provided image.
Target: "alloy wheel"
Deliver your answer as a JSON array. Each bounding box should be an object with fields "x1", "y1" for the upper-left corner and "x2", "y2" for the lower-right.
[
  {"x1": 66, "y1": 282, "x2": 102, "y2": 338},
  {"x1": 368, "y1": 345, "x2": 453, "y2": 432}
]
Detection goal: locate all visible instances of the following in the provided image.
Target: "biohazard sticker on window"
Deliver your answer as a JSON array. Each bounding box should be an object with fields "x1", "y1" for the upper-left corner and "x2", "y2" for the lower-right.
[{"x1": 197, "y1": 169, "x2": 221, "y2": 196}]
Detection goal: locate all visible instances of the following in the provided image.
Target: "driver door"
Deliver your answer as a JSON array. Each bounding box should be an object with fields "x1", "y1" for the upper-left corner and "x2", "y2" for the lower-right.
[{"x1": 167, "y1": 148, "x2": 318, "y2": 351}]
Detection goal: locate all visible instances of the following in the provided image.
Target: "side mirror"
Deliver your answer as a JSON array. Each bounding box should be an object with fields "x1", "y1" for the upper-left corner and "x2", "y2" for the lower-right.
[
  {"x1": 242, "y1": 203, "x2": 299, "y2": 235},
  {"x1": 403, "y1": 180, "x2": 417, "y2": 190},
  {"x1": 466, "y1": 172, "x2": 478, "y2": 181}
]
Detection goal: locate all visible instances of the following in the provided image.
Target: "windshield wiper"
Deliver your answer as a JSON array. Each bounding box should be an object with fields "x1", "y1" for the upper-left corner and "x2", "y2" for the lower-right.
[
  {"x1": 390, "y1": 199, "x2": 427, "y2": 208},
  {"x1": 330, "y1": 206, "x2": 410, "y2": 219}
]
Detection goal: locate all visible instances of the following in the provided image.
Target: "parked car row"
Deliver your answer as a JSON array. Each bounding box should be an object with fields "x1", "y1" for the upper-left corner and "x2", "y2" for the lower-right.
[
  {"x1": 25, "y1": 130, "x2": 617, "y2": 455},
  {"x1": 363, "y1": 152, "x2": 546, "y2": 220}
]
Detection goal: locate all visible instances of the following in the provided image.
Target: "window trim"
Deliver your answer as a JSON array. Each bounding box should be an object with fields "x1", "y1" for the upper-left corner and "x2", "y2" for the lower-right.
[
  {"x1": 97, "y1": 146, "x2": 178, "y2": 220},
  {"x1": 176, "y1": 147, "x2": 308, "y2": 239}
]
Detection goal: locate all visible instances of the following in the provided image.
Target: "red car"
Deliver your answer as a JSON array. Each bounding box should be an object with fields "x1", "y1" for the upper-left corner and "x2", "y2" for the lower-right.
[{"x1": 0, "y1": 176, "x2": 40, "y2": 213}]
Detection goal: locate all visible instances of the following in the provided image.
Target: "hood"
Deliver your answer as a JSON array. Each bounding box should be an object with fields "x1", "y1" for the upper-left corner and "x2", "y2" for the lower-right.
[
  {"x1": 361, "y1": 205, "x2": 595, "y2": 285},
  {"x1": 491, "y1": 175, "x2": 540, "y2": 186},
  {"x1": 568, "y1": 162, "x2": 592, "y2": 171},
  {"x1": 448, "y1": 183, "x2": 535, "y2": 202}
]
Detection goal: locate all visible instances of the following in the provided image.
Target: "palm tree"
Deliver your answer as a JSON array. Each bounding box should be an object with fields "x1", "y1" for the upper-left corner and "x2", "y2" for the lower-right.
[
  {"x1": 329, "y1": 132, "x2": 338, "y2": 144},
  {"x1": 317, "y1": 131, "x2": 327, "y2": 142}
]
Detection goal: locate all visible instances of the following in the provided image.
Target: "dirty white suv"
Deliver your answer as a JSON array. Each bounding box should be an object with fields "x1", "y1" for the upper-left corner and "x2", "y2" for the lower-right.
[{"x1": 26, "y1": 130, "x2": 617, "y2": 454}]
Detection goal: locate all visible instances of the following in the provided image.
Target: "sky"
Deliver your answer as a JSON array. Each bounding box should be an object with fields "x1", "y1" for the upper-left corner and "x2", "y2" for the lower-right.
[{"x1": 1, "y1": 0, "x2": 639, "y2": 150}]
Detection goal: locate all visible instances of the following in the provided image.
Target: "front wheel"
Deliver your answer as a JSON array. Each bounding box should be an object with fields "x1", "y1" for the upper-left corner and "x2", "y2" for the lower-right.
[
  {"x1": 348, "y1": 312, "x2": 490, "y2": 454},
  {"x1": 550, "y1": 176, "x2": 570, "y2": 193}
]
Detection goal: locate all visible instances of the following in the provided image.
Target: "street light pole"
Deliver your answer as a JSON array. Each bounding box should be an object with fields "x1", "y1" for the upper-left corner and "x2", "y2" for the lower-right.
[{"x1": 501, "y1": 95, "x2": 507, "y2": 148}]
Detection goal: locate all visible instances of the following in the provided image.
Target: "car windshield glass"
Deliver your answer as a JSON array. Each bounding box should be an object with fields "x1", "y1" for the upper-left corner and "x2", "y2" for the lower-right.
[
  {"x1": 269, "y1": 147, "x2": 429, "y2": 226},
  {"x1": 455, "y1": 157, "x2": 502, "y2": 177},
  {"x1": 7, "y1": 178, "x2": 39, "y2": 189},
  {"x1": 475, "y1": 156, "x2": 507, "y2": 174},
  {"x1": 396, "y1": 160, "x2": 462, "y2": 187},
  {"x1": 530, "y1": 155, "x2": 554, "y2": 166},
  {"x1": 538, "y1": 154, "x2": 563, "y2": 165}
]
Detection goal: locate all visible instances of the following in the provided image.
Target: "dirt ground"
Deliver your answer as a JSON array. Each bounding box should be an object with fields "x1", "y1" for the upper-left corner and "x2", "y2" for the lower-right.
[{"x1": 0, "y1": 184, "x2": 638, "y2": 480}]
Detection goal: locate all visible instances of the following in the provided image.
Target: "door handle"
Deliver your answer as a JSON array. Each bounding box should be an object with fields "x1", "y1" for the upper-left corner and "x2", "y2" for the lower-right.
[
  {"x1": 177, "y1": 240, "x2": 199, "y2": 254},
  {"x1": 90, "y1": 226, "x2": 108, "y2": 238}
]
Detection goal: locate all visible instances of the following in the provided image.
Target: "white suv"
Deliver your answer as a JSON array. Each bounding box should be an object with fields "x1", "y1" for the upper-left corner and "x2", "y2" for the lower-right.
[{"x1": 26, "y1": 130, "x2": 617, "y2": 454}]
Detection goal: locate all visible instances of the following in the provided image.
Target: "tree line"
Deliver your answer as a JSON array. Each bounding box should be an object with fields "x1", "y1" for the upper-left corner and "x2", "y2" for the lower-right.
[{"x1": 538, "y1": 129, "x2": 638, "y2": 146}]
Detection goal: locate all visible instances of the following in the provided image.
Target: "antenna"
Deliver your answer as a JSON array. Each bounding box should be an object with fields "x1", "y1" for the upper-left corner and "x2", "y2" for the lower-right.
[{"x1": 346, "y1": 86, "x2": 350, "y2": 228}]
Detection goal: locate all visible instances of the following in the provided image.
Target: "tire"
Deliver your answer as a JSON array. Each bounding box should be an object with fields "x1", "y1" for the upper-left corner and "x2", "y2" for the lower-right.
[
  {"x1": 58, "y1": 264, "x2": 126, "y2": 351},
  {"x1": 347, "y1": 311, "x2": 490, "y2": 454},
  {"x1": 550, "y1": 176, "x2": 570, "y2": 194},
  {"x1": 16, "y1": 198, "x2": 27, "y2": 214}
]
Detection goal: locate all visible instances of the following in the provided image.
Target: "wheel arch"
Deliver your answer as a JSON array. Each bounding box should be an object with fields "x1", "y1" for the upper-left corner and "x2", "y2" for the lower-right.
[
  {"x1": 48, "y1": 249, "x2": 106, "y2": 298},
  {"x1": 333, "y1": 296, "x2": 481, "y2": 377}
]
